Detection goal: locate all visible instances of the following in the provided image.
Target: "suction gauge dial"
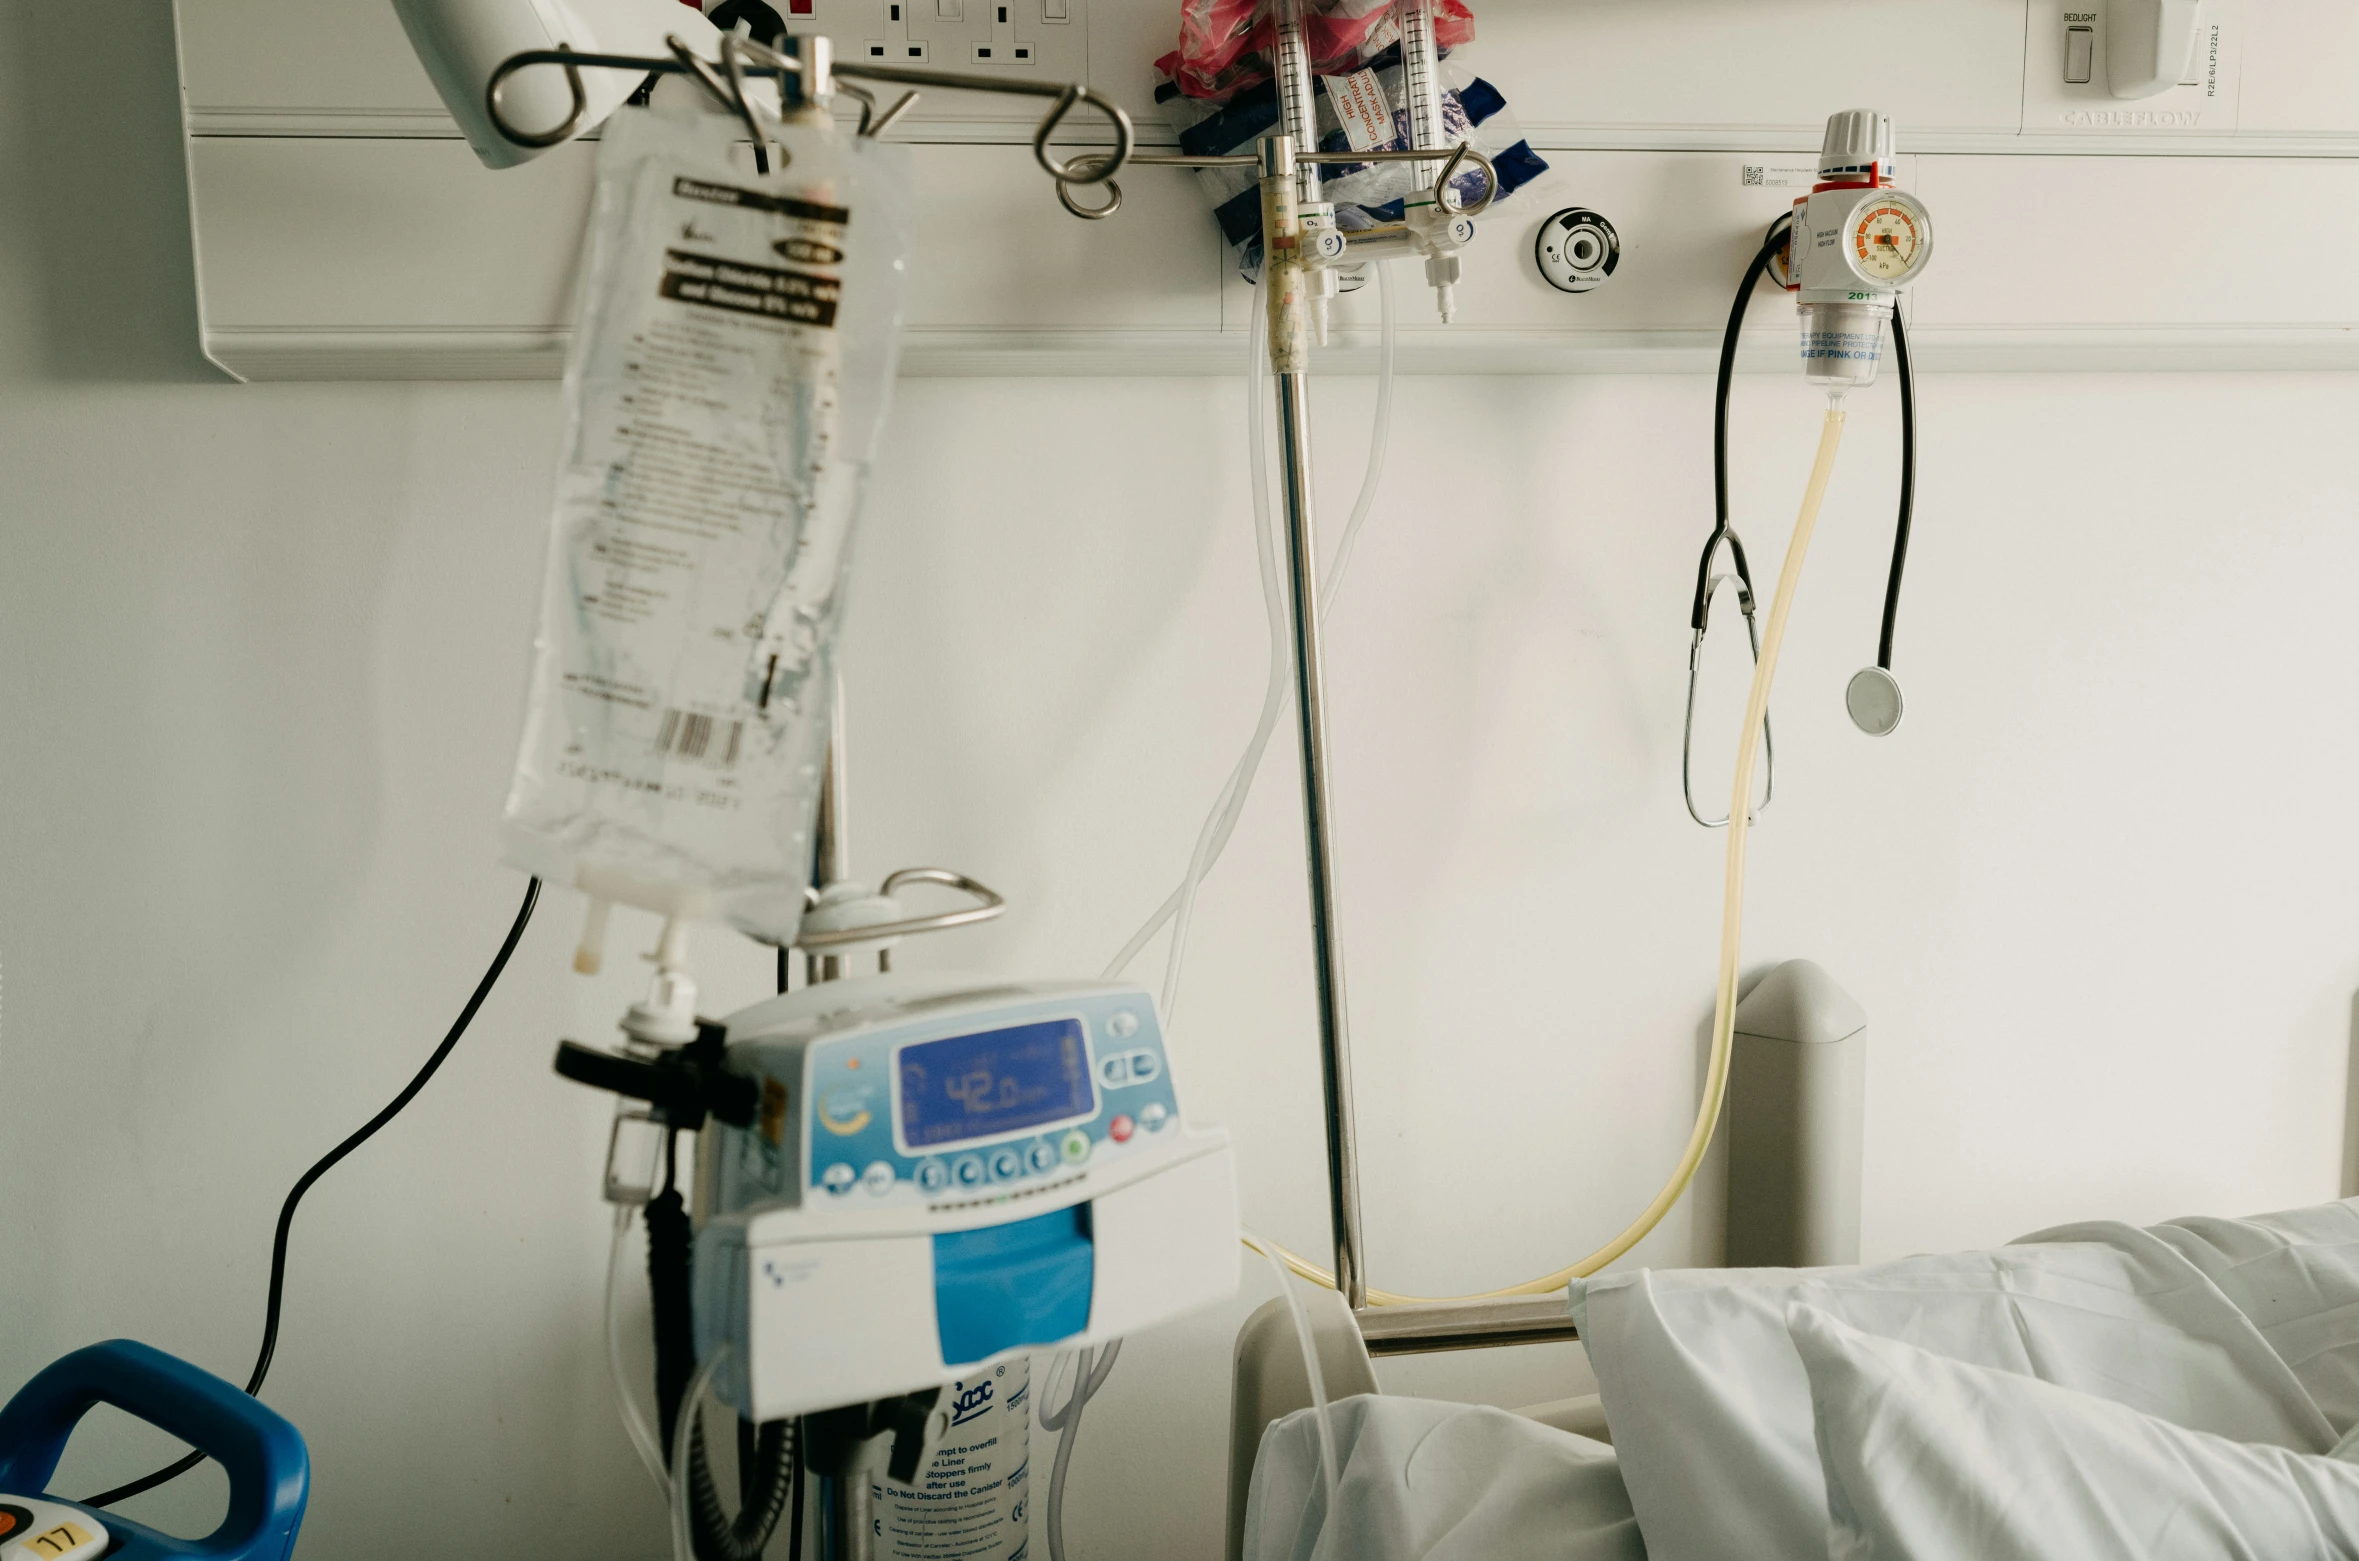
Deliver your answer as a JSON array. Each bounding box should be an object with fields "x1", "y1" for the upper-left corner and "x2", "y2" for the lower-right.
[{"x1": 1845, "y1": 193, "x2": 1931, "y2": 285}]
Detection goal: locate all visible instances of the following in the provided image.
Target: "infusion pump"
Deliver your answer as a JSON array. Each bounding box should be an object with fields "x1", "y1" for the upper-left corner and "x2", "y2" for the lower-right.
[{"x1": 692, "y1": 974, "x2": 1239, "y2": 1421}]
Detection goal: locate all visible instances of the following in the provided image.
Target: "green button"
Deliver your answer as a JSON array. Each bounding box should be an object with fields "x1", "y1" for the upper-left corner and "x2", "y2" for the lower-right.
[{"x1": 1061, "y1": 1130, "x2": 1091, "y2": 1164}]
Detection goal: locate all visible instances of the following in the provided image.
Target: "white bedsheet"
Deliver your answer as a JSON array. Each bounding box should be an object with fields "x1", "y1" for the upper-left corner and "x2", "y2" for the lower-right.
[
  {"x1": 2034, "y1": 1202, "x2": 2359, "y2": 1436},
  {"x1": 1242, "y1": 1394, "x2": 1643, "y2": 1561},
  {"x1": 1793, "y1": 1306, "x2": 2359, "y2": 1561},
  {"x1": 1239, "y1": 1199, "x2": 2359, "y2": 1561},
  {"x1": 1574, "y1": 1227, "x2": 2335, "y2": 1561}
]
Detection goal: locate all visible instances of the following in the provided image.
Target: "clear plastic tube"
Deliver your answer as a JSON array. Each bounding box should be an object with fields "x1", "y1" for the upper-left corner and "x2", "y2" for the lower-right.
[
  {"x1": 1106, "y1": 261, "x2": 1398, "y2": 1020},
  {"x1": 607, "y1": 1205, "x2": 672, "y2": 1494},
  {"x1": 671, "y1": 1347, "x2": 728, "y2": 1561},
  {"x1": 1241, "y1": 1230, "x2": 1341, "y2": 1531},
  {"x1": 1263, "y1": 407, "x2": 1851, "y2": 1304},
  {"x1": 1039, "y1": 1340, "x2": 1123, "y2": 1561}
]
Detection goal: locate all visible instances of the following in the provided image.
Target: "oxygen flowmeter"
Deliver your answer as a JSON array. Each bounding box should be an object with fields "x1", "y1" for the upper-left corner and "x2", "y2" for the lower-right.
[
  {"x1": 1785, "y1": 109, "x2": 1934, "y2": 391},
  {"x1": 1689, "y1": 107, "x2": 1934, "y2": 782}
]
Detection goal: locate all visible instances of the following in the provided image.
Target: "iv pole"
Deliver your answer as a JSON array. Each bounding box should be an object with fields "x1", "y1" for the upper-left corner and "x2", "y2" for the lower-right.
[
  {"x1": 486, "y1": 9, "x2": 1549, "y2": 1377},
  {"x1": 1255, "y1": 133, "x2": 1367, "y2": 1311}
]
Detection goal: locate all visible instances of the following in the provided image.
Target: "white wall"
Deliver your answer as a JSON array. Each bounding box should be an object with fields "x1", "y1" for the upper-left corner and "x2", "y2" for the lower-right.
[{"x1": 7, "y1": 8, "x2": 2359, "y2": 1560}]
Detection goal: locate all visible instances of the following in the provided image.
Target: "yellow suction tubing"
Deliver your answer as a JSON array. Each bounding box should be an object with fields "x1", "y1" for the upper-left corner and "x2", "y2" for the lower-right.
[{"x1": 1260, "y1": 404, "x2": 1850, "y2": 1306}]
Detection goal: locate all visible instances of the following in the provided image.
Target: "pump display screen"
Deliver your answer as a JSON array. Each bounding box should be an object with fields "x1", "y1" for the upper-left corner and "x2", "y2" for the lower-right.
[{"x1": 896, "y1": 1019, "x2": 1095, "y2": 1149}]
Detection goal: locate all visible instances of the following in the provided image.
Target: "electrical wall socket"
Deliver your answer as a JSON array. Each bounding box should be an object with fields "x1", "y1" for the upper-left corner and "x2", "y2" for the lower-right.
[{"x1": 796, "y1": 0, "x2": 1090, "y2": 112}]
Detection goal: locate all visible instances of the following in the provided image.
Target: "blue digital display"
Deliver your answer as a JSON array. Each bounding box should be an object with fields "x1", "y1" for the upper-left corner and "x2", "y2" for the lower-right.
[{"x1": 897, "y1": 1019, "x2": 1095, "y2": 1149}]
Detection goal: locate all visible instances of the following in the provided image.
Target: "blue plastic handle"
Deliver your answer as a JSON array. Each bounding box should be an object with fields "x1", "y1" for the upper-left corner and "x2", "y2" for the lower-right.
[{"x1": 0, "y1": 1341, "x2": 307, "y2": 1561}]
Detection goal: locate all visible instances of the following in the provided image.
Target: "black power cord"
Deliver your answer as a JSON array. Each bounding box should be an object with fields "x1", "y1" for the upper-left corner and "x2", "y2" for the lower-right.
[{"x1": 85, "y1": 877, "x2": 543, "y2": 1508}]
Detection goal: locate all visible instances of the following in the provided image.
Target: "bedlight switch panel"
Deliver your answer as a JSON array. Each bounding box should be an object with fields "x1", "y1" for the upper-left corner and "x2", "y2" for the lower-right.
[{"x1": 2024, "y1": 0, "x2": 2242, "y2": 133}]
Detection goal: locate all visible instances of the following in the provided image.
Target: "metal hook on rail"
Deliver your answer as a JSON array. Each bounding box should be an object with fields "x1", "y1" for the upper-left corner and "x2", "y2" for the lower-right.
[
  {"x1": 483, "y1": 36, "x2": 1137, "y2": 214},
  {"x1": 485, "y1": 42, "x2": 589, "y2": 150},
  {"x1": 1682, "y1": 542, "x2": 1775, "y2": 829},
  {"x1": 832, "y1": 79, "x2": 921, "y2": 139},
  {"x1": 792, "y1": 868, "x2": 1008, "y2": 950},
  {"x1": 1432, "y1": 142, "x2": 1491, "y2": 217},
  {"x1": 1035, "y1": 85, "x2": 1134, "y2": 220},
  {"x1": 673, "y1": 33, "x2": 774, "y2": 157},
  {"x1": 1297, "y1": 144, "x2": 1501, "y2": 220}
]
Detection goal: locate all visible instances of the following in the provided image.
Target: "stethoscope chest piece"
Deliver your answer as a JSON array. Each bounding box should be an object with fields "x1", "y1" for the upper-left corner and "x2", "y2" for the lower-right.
[{"x1": 1846, "y1": 666, "x2": 1905, "y2": 736}]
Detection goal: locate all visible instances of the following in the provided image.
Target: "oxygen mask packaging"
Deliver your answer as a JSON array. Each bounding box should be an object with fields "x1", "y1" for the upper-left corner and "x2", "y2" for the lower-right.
[
  {"x1": 501, "y1": 90, "x2": 913, "y2": 951},
  {"x1": 1153, "y1": 0, "x2": 1549, "y2": 277}
]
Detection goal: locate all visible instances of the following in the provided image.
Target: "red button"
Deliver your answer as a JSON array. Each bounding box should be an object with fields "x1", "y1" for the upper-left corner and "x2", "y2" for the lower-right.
[{"x1": 1109, "y1": 1114, "x2": 1134, "y2": 1143}]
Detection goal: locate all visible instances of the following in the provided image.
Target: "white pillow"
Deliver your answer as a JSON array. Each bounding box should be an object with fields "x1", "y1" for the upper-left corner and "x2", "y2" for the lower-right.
[
  {"x1": 1572, "y1": 1236, "x2": 2332, "y2": 1561},
  {"x1": 1243, "y1": 1393, "x2": 1643, "y2": 1561},
  {"x1": 2026, "y1": 1199, "x2": 2359, "y2": 1435},
  {"x1": 1790, "y1": 1304, "x2": 2359, "y2": 1560}
]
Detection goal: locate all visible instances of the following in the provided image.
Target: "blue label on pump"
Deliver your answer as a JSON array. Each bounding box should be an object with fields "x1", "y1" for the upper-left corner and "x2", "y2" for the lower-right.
[{"x1": 932, "y1": 1204, "x2": 1094, "y2": 1365}]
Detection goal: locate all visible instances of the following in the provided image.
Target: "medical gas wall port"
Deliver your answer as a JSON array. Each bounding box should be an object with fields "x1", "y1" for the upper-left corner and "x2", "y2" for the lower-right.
[
  {"x1": 1534, "y1": 207, "x2": 1620, "y2": 294},
  {"x1": 687, "y1": 973, "x2": 1237, "y2": 1422}
]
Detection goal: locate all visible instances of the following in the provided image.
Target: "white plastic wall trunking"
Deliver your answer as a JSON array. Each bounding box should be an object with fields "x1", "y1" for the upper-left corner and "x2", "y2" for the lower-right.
[{"x1": 176, "y1": 0, "x2": 2359, "y2": 378}]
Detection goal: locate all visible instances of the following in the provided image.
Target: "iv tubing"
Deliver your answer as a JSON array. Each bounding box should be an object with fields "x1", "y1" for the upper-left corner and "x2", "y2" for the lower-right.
[
  {"x1": 1107, "y1": 262, "x2": 1398, "y2": 1012},
  {"x1": 1242, "y1": 1230, "x2": 1341, "y2": 1530},
  {"x1": 1266, "y1": 406, "x2": 1850, "y2": 1304},
  {"x1": 1040, "y1": 1340, "x2": 1123, "y2": 1561},
  {"x1": 609, "y1": 1205, "x2": 671, "y2": 1494}
]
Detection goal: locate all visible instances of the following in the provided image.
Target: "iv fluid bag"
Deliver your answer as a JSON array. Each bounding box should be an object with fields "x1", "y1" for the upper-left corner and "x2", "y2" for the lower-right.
[{"x1": 502, "y1": 99, "x2": 913, "y2": 944}]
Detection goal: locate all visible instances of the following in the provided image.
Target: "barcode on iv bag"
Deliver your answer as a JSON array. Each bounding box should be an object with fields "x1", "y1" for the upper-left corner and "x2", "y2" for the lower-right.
[{"x1": 654, "y1": 707, "x2": 745, "y2": 769}]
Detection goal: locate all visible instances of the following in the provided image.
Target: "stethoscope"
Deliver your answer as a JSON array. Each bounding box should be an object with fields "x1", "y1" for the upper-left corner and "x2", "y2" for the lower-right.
[{"x1": 1682, "y1": 213, "x2": 1918, "y2": 828}]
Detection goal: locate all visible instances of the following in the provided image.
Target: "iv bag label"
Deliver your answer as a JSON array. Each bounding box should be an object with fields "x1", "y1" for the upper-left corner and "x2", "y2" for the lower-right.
[
  {"x1": 671, "y1": 177, "x2": 850, "y2": 225},
  {"x1": 1320, "y1": 68, "x2": 1394, "y2": 154},
  {"x1": 659, "y1": 250, "x2": 842, "y2": 327}
]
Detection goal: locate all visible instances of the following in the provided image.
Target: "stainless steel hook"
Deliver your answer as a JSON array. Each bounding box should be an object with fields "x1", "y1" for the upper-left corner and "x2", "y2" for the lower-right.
[
  {"x1": 1682, "y1": 569, "x2": 1775, "y2": 829},
  {"x1": 1299, "y1": 144, "x2": 1500, "y2": 218},
  {"x1": 484, "y1": 42, "x2": 591, "y2": 149},
  {"x1": 672, "y1": 33, "x2": 773, "y2": 156},
  {"x1": 833, "y1": 79, "x2": 921, "y2": 139},
  {"x1": 1032, "y1": 84, "x2": 1134, "y2": 185},
  {"x1": 792, "y1": 868, "x2": 1008, "y2": 949},
  {"x1": 1057, "y1": 178, "x2": 1123, "y2": 219},
  {"x1": 481, "y1": 39, "x2": 1139, "y2": 216}
]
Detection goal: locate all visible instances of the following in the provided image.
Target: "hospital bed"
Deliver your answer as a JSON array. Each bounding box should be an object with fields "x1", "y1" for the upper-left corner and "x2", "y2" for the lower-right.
[
  {"x1": 1229, "y1": 1195, "x2": 2359, "y2": 1561},
  {"x1": 1225, "y1": 1288, "x2": 1606, "y2": 1560}
]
